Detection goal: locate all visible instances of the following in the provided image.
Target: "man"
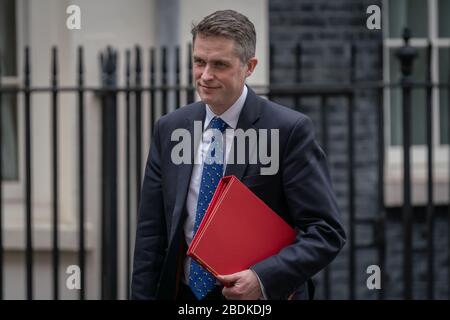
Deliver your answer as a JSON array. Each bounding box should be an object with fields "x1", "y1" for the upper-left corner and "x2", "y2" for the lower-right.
[{"x1": 131, "y1": 9, "x2": 346, "y2": 300}]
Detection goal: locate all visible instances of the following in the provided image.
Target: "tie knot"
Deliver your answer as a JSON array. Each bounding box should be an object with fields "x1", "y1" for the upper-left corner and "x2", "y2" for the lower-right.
[{"x1": 209, "y1": 117, "x2": 228, "y2": 133}]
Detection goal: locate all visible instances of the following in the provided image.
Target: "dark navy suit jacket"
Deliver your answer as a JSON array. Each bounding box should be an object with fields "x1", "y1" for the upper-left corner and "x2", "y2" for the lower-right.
[{"x1": 131, "y1": 88, "x2": 346, "y2": 299}]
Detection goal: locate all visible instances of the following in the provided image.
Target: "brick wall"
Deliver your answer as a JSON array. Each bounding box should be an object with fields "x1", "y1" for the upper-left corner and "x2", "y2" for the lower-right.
[{"x1": 268, "y1": 0, "x2": 449, "y2": 299}]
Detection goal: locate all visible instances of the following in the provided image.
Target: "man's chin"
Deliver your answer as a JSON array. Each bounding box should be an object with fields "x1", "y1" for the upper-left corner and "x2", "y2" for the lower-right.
[
  {"x1": 200, "y1": 98, "x2": 216, "y2": 106},
  {"x1": 197, "y1": 94, "x2": 216, "y2": 106}
]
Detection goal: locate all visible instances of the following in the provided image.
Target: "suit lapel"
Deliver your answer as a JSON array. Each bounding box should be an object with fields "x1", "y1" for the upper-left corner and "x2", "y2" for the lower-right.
[
  {"x1": 169, "y1": 103, "x2": 205, "y2": 243},
  {"x1": 224, "y1": 87, "x2": 262, "y2": 179}
]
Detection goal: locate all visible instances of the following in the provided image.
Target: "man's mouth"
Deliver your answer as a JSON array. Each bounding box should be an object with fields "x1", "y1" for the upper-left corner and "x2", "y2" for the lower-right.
[{"x1": 199, "y1": 84, "x2": 220, "y2": 89}]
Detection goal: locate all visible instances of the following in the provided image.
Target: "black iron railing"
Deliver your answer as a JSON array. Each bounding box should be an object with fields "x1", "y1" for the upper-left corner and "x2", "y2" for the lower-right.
[{"x1": 0, "y1": 28, "x2": 449, "y2": 300}]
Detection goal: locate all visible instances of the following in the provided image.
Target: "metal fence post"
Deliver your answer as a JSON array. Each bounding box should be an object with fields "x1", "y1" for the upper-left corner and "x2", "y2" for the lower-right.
[
  {"x1": 100, "y1": 46, "x2": 118, "y2": 300},
  {"x1": 0, "y1": 49, "x2": 3, "y2": 300},
  {"x1": 396, "y1": 28, "x2": 417, "y2": 300}
]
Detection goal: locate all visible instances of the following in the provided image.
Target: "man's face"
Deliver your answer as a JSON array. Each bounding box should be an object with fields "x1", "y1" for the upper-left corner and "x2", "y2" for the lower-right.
[{"x1": 193, "y1": 35, "x2": 257, "y2": 112}]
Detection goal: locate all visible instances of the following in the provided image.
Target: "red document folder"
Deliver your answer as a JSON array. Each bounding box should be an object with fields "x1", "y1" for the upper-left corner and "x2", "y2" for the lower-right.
[{"x1": 187, "y1": 175, "x2": 296, "y2": 277}]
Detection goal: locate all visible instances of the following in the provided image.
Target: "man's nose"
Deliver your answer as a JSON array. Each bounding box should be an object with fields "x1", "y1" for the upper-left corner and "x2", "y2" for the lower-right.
[{"x1": 201, "y1": 65, "x2": 214, "y2": 81}]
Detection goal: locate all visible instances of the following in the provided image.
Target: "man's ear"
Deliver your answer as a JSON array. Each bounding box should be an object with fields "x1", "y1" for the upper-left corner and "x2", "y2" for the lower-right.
[{"x1": 245, "y1": 57, "x2": 258, "y2": 77}]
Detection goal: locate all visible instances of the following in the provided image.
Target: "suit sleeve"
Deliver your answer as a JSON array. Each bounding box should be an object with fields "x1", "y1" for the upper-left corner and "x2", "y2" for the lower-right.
[
  {"x1": 131, "y1": 119, "x2": 168, "y2": 299},
  {"x1": 251, "y1": 115, "x2": 347, "y2": 299}
]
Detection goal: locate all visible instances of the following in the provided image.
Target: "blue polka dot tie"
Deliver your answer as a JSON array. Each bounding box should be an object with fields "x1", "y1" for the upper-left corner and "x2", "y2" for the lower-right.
[{"x1": 189, "y1": 117, "x2": 228, "y2": 299}]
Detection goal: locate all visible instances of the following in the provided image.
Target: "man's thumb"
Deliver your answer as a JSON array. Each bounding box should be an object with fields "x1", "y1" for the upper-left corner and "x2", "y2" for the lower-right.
[{"x1": 217, "y1": 273, "x2": 239, "y2": 287}]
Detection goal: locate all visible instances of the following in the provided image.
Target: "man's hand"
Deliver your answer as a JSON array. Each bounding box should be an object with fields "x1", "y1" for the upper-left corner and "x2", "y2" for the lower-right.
[{"x1": 217, "y1": 270, "x2": 262, "y2": 300}]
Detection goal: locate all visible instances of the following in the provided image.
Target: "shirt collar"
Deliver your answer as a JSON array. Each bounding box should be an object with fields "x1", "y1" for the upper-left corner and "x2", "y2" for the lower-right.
[{"x1": 204, "y1": 85, "x2": 248, "y2": 130}]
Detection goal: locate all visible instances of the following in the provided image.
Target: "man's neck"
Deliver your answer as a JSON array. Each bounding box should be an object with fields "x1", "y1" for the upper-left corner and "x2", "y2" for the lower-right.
[{"x1": 208, "y1": 104, "x2": 230, "y2": 116}]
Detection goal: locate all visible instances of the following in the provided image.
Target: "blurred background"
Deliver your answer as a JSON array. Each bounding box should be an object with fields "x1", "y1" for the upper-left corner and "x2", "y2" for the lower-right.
[{"x1": 0, "y1": 0, "x2": 449, "y2": 300}]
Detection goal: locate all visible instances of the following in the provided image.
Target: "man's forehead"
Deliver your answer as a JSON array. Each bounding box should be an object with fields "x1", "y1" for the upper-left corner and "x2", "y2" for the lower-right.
[
  {"x1": 193, "y1": 35, "x2": 239, "y2": 59},
  {"x1": 194, "y1": 35, "x2": 236, "y2": 50}
]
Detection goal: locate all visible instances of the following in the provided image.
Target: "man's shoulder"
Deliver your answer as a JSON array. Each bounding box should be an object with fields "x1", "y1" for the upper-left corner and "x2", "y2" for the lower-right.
[
  {"x1": 257, "y1": 95, "x2": 311, "y2": 130},
  {"x1": 156, "y1": 101, "x2": 204, "y2": 129}
]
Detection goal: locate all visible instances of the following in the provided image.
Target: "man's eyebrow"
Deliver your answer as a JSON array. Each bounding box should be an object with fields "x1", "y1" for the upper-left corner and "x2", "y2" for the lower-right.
[
  {"x1": 211, "y1": 59, "x2": 231, "y2": 64},
  {"x1": 193, "y1": 56, "x2": 231, "y2": 64}
]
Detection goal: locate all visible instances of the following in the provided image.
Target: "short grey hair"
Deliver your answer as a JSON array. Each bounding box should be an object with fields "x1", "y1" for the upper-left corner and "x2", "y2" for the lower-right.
[{"x1": 191, "y1": 10, "x2": 256, "y2": 63}]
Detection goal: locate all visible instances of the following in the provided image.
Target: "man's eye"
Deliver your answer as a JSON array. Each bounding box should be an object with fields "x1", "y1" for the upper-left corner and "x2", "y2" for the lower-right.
[
  {"x1": 215, "y1": 62, "x2": 227, "y2": 68},
  {"x1": 194, "y1": 60, "x2": 205, "y2": 66}
]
